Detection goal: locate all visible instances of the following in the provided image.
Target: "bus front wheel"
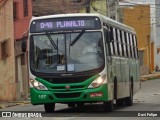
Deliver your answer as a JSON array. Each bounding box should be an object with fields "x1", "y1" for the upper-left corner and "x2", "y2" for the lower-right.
[
  {"x1": 68, "y1": 103, "x2": 76, "y2": 108},
  {"x1": 44, "y1": 103, "x2": 55, "y2": 113},
  {"x1": 125, "y1": 81, "x2": 133, "y2": 106},
  {"x1": 116, "y1": 99, "x2": 125, "y2": 106},
  {"x1": 103, "y1": 100, "x2": 114, "y2": 112}
]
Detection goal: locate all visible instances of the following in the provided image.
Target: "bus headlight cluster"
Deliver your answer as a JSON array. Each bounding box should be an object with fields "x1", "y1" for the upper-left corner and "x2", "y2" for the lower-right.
[
  {"x1": 30, "y1": 79, "x2": 48, "y2": 90},
  {"x1": 88, "y1": 75, "x2": 107, "y2": 88}
]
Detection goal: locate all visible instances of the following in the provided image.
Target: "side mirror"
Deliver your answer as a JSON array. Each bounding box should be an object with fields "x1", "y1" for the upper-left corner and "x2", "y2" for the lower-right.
[{"x1": 22, "y1": 39, "x2": 27, "y2": 52}]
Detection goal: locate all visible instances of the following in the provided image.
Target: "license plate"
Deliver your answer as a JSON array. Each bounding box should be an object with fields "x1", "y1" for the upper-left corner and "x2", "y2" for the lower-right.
[{"x1": 90, "y1": 92, "x2": 102, "y2": 98}]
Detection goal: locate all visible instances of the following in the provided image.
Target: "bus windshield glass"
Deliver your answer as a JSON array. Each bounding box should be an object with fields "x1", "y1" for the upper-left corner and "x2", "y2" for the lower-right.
[{"x1": 30, "y1": 31, "x2": 104, "y2": 73}]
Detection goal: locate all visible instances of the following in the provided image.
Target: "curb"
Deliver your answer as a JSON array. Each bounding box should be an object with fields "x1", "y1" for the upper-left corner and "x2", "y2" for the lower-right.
[
  {"x1": 0, "y1": 104, "x2": 17, "y2": 109},
  {"x1": 0, "y1": 101, "x2": 31, "y2": 109},
  {"x1": 140, "y1": 74, "x2": 160, "y2": 81},
  {"x1": 0, "y1": 105, "x2": 7, "y2": 109}
]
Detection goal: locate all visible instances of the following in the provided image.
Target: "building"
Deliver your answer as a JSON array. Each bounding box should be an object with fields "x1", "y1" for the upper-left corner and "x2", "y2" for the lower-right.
[
  {"x1": 13, "y1": 0, "x2": 32, "y2": 100},
  {"x1": 0, "y1": 0, "x2": 16, "y2": 101},
  {"x1": 121, "y1": 0, "x2": 160, "y2": 72},
  {"x1": 32, "y1": 0, "x2": 107, "y2": 16},
  {"x1": 107, "y1": 0, "x2": 119, "y2": 19},
  {"x1": 118, "y1": 4, "x2": 151, "y2": 75},
  {"x1": 32, "y1": 0, "x2": 85, "y2": 16}
]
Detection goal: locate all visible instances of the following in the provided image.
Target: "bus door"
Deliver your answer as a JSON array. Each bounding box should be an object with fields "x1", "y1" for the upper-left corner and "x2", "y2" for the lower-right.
[
  {"x1": 105, "y1": 27, "x2": 122, "y2": 99},
  {"x1": 104, "y1": 27, "x2": 114, "y2": 100},
  {"x1": 112, "y1": 28, "x2": 122, "y2": 99}
]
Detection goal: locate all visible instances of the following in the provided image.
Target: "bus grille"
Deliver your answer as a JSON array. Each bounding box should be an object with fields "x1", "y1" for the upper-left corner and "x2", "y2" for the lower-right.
[
  {"x1": 51, "y1": 85, "x2": 85, "y2": 90},
  {"x1": 43, "y1": 75, "x2": 92, "y2": 84},
  {"x1": 54, "y1": 92, "x2": 81, "y2": 98}
]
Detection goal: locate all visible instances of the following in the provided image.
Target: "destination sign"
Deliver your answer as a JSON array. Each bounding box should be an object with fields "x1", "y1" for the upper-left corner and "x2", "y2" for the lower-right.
[{"x1": 30, "y1": 17, "x2": 101, "y2": 33}]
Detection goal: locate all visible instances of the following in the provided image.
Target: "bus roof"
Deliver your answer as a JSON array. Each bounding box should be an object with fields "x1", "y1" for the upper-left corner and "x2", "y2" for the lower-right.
[
  {"x1": 101, "y1": 15, "x2": 136, "y2": 34},
  {"x1": 31, "y1": 13, "x2": 135, "y2": 34}
]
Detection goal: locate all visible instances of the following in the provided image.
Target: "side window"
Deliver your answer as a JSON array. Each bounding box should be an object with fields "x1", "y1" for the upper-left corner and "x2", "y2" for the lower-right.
[
  {"x1": 23, "y1": 0, "x2": 28, "y2": 17},
  {"x1": 13, "y1": 2, "x2": 18, "y2": 21},
  {"x1": 130, "y1": 34, "x2": 134, "y2": 58},
  {"x1": 109, "y1": 27, "x2": 115, "y2": 55},
  {"x1": 132, "y1": 35, "x2": 136, "y2": 58},
  {"x1": 126, "y1": 33, "x2": 131, "y2": 57},
  {"x1": 129, "y1": 34, "x2": 132, "y2": 57},
  {"x1": 121, "y1": 31, "x2": 126, "y2": 57},
  {"x1": 124, "y1": 32, "x2": 128, "y2": 57},
  {"x1": 113, "y1": 28, "x2": 118, "y2": 56},
  {"x1": 117, "y1": 29, "x2": 122, "y2": 56},
  {"x1": 115, "y1": 29, "x2": 120, "y2": 56},
  {"x1": 134, "y1": 35, "x2": 138, "y2": 58}
]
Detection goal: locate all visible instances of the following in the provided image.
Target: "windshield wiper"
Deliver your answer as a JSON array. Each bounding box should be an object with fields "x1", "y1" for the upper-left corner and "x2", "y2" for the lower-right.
[
  {"x1": 70, "y1": 30, "x2": 85, "y2": 46},
  {"x1": 46, "y1": 33, "x2": 58, "y2": 50}
]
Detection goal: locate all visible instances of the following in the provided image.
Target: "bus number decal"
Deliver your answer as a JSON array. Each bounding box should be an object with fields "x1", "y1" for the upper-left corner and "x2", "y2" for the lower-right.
[{"x1": 39, "y1": 95, "x2": 46, "y2": 99}]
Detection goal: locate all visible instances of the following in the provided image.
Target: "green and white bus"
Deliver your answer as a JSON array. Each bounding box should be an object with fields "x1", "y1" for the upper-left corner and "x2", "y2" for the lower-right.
[{"x1": 24, "y1": 13, "x2": 141, "y2": 112}]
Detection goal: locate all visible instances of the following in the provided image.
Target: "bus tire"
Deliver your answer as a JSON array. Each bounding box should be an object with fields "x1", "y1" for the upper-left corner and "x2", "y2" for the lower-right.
[
  {"x1": 77, "y1": 103, "x2": 84, "y2": 108},
  {"x1": 76, "y1": 103, "x2": 85, "y2": 111},
  {"x1": 116, "y1": 99, "x2": 125, "y2": 106},
  {"x1": 44, "y1": 103, "x2": 55, "y2": 113},
  {"x1": 125, "y1": 80, "x2": 133, "y2": 106},
  {"x1": 114, "y1": 78, "x2": 117, "y2": 100},
  {"x1": 68, "y1": 103, "x2": 76, "y2": 108},
  {"x1": 103, "y1": 100, "x2": 114, "y2": 112}
]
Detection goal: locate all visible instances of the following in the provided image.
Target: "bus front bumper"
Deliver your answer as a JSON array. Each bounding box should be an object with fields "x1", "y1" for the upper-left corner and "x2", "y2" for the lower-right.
[{"x1": 30, "y1": 84, "x2": 108, "y2": 105}]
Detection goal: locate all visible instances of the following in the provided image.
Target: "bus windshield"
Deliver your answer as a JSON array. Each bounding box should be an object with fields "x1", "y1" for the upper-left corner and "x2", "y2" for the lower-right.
[{"x1": 30, "y1": 31, "x2": 104, "y2": 74}]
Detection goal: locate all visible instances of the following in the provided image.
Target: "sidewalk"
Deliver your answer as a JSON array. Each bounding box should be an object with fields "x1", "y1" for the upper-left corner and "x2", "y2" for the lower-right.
[
  {"x1": 0, "y1": 98, "x2": 30, "y2": 109},
  {"x1": 140, "y1": 71, "x2": 160, "y2": 81}
]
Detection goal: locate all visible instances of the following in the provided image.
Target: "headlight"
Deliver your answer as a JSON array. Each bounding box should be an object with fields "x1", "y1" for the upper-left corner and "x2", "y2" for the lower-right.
[
  {"x1": 88, "y1": 75, "x2": 107, "y2": 88},
  {"x1": 30, "y1": 79, "x2": 48, "y2": 90}
]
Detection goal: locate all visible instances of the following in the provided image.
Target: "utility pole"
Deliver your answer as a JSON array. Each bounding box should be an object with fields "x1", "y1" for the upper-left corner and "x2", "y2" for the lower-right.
[
  {"x1": 106, "y1": 0, "x2": 110, "y2": 17},
  {"x1": 106, "y1": 0, "x2": 119, "y2": 20},
  {"x1": 85, "y1": 0, "x2": 90, "y2": 13},
  {"x1": 115, "y1": 0, "x2": 119, "y2": 21}
]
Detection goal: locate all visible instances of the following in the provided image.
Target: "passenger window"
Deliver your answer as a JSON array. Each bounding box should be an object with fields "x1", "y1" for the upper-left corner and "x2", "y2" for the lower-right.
[
  {"x1": 121, "y1": 31, "x2": 126, "y2": 57},
  {"x1": 124, "y1": 32, "x2": 128, "y2": 57},
  {"x1": 126, "y1": 33, "x2": 131, "y2": 57},
  {"x1": 109, "y1": 27, "x2": 115, "y2": 55},
  {"x1": 117, "y1": 29, "x2": 122, "y2": 56},
  {"x1": 132, "y1": 35, "x2": 136, "y2": 58},
  {"x1": 134, "y1": 35, "x2": 138, "y2": 58},
  {"x1": 130, "y1": 34, "x2": 134, "y2": 58},
  {"x1": 113, "y1": 28, "x2": 118, "y2": 56}
]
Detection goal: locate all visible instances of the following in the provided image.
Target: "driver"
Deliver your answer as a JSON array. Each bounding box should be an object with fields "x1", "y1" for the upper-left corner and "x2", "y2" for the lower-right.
[{"x1": 82, "y1": 43, "x2": 101, "y2": 55}]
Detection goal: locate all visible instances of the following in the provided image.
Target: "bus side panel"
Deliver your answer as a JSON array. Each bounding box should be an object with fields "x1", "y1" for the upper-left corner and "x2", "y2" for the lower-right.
[
  {"x1": 120, "y1": 58, "x2": 130, "y2": 98},
  {"x1": 106, "y1": 56, "x2": 114, "y2": 101},
  {"x1": 107, "y1": 83, "x2": 114, "y2": 100},
  {"x1": 129, "y1": 58, "x2": 140, "y2": 95},
  {"x1": 111, "y1": 56, "x2": 122, "y2": 99}
]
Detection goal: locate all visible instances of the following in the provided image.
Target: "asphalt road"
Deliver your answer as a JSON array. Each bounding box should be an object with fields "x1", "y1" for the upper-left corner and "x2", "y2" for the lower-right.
[{"x1": 1, "y1": 79, "x2": 160, "y2": 120}]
